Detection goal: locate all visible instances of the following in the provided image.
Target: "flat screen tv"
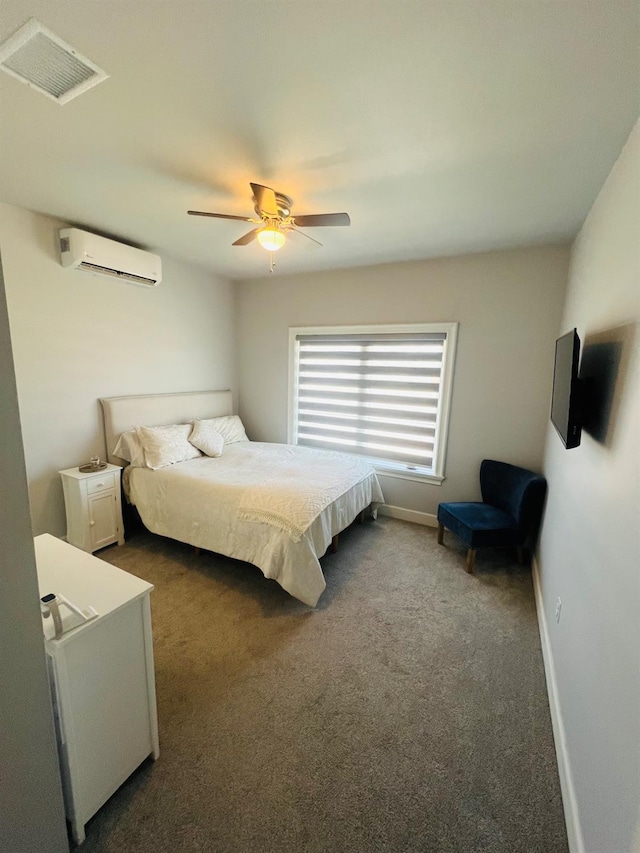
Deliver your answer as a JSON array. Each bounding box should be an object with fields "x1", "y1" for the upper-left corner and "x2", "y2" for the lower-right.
[{"x1": 551, "y1": 328, "x2": 582, "y2": 449}]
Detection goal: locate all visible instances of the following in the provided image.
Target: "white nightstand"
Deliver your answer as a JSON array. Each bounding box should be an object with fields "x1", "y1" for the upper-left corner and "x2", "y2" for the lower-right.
[{"x1": 59, "y1": 463, "x2": 125, "y2": 553}]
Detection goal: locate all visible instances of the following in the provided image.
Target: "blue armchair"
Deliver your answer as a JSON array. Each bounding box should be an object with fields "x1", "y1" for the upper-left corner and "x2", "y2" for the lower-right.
[{"x1": 437, "y1": 460, "x2": 547, "y2": 573}]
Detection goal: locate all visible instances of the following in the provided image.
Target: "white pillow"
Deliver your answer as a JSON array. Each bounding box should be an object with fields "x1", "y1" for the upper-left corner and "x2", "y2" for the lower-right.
[
  {"x1": 195, "y1": 415, "x2": 248, "y2": 445},
  {"x1": 136, "y1": 423, "x2": 202, "y2": 470},
  {"x1": 188, "y1": 420, "x2": 224, "y2": 457},
  {"x1": 113, "y1": 429, "x2": 146, "y2": 468}
]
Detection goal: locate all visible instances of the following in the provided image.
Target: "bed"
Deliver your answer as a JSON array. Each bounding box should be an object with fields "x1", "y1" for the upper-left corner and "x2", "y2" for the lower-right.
[{"x1": 100, "y1": 390, "x2": 384, "y2": 606}]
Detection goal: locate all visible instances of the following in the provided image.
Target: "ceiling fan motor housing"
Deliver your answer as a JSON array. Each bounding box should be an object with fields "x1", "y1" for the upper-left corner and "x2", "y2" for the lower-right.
[{"x1": 254, "y1": 191, "x2": 293, "y2": 220}]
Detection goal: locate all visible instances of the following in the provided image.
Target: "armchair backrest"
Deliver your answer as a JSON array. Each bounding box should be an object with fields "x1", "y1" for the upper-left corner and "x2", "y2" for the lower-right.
[{"x1": 480, "y1": 459, "x2": 547, "y2": 532}]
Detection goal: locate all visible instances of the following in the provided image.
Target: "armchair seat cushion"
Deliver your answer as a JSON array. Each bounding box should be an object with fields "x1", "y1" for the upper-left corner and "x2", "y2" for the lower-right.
[{"x1": 437, "y1": 501, "x2": 524, "y2": 549}]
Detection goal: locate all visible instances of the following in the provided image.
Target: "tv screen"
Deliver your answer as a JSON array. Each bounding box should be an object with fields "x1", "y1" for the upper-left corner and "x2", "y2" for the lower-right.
[{"x1": 551, "y1": 328, "x2": 582, "y2": 449}]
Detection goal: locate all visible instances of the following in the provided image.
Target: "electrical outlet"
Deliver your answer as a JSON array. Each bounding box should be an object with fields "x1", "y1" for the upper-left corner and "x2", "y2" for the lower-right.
[{"x1": 555, "y1": 597, "x2": 562, "y2": 623}]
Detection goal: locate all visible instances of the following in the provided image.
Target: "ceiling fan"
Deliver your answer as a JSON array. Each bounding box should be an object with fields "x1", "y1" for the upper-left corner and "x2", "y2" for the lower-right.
[{"x1": 187, "y1": 182, "x2": 350, "y2": 256}]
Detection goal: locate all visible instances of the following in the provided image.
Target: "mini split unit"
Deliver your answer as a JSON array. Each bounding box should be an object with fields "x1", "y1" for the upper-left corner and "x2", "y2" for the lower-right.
[{"x1": 59, "y1": 228, "x2": 162, "y2": 287}]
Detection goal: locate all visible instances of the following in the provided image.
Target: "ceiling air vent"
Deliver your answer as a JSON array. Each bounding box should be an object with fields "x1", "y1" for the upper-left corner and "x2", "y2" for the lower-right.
[{"x1": 0, "y1": 19, "x2": 108, "y2": 104}]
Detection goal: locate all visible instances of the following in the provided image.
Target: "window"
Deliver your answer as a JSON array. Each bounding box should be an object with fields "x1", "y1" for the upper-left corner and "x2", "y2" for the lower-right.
[{"x1": 288, "y1": 323, "x2": 458, "y2": 483}]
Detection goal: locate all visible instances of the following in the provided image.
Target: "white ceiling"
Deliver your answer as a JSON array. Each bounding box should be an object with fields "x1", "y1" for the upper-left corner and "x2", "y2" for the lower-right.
[{"x1": 0, "y1": 1, "x2": 638, "y2": 280}]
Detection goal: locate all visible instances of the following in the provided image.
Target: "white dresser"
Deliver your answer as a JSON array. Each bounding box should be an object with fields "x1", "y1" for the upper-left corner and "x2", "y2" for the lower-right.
[
  {"x1": 59, "y1": 464, "x2": 125, "y2": 553},
  {"x1": 35, "y1": 534, "x2": 159, "y2": 845}
]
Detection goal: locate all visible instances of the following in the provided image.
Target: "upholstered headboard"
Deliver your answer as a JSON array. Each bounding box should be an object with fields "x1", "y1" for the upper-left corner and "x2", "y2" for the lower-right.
[{"x1": 100, "y1": 389, "x2": 233, "y2": 466}]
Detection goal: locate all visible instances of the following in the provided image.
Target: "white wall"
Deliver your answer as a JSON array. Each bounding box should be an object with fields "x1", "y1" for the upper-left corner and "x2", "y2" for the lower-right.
[
  {"x1": 537, "y1": 122, "x2": 639, "y2": 852},
  {"x1": 0, "y1": 202, "x2": 236, "y2": 536},
  {"x1": 0, "y1": 254, "x2": 68, "y2": 852},
  {"x1": 235, "y1": 245, "x2": 569, "y2": 515}
]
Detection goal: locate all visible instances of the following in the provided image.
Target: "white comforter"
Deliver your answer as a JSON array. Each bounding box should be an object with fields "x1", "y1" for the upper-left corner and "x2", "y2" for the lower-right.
[{"x1": 128, "y1": 442, "x2": 384, "y2": 606}]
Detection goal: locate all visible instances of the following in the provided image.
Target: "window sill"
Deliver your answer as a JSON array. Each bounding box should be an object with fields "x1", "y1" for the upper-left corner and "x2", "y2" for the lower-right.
[{"x1": 370, "y1": 461, "x2": 445, "y2": 486}]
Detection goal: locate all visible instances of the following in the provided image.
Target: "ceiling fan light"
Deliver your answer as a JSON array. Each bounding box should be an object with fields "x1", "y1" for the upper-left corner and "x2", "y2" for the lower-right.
[{"x1": 257, "y1": 227, "x2": 286, "y2": 252}]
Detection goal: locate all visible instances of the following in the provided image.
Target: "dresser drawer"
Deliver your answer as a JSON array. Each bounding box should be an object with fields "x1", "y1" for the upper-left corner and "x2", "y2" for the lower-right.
[{"x1": 86, "y1": 472, "x2": 116, "y2": 495}]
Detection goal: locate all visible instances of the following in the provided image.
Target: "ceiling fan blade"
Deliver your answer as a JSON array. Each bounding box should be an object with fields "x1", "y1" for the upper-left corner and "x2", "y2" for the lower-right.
[
  {"x1": 232, "y1": 228, "x2": 261, "y2": 246},
  {"x1": 188, "y1": 210, "x2": 254, "y2": 222},
  {"x1": 250, "y1": 183, "x2": 279, "y2": 218},
  {"x1": 287, "y1": 227, "x2": 323, "y2": 248},
  {"x1": 293, "y1": 212, "x2": 351, "y2": 228}
]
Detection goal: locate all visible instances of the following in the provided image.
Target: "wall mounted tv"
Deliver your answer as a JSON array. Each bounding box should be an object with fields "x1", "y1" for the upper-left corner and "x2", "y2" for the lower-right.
[{"x1": 551, "y1": 328, "x2": 583, "y2": 449}]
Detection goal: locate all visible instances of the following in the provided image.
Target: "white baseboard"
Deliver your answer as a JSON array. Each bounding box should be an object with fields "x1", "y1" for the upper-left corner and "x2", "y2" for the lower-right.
[
  {"x1": 377, "y1": 504, "x2": 438, "y2": 527},
  {"x1": 532, "y1": 555, "x2": 584, "y2": 853}
]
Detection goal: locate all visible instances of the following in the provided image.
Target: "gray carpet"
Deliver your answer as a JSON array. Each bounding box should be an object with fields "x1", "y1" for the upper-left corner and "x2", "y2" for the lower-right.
[{"x1": 81, "y1": 516, "x2": 567, "y2": 853}]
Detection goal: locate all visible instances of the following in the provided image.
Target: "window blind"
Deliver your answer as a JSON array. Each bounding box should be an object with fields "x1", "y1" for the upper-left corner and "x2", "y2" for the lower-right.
[{"x1": 293, "y1": 331, "x2": 447, "y2": 472}]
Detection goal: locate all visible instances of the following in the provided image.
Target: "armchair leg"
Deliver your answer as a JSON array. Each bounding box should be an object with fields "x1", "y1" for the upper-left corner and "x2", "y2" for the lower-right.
[
  {"x1": 466, "y1": 549, "x2": 476, "y2": 573},
  {"x1": 437, "y1": 523, "x2": 445, "y2": 545}
]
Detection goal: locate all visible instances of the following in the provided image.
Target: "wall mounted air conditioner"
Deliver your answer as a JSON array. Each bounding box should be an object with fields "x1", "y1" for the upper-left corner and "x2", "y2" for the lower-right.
[{"x1": 59, "y1": 228, "x2": 162, "y2": 287}]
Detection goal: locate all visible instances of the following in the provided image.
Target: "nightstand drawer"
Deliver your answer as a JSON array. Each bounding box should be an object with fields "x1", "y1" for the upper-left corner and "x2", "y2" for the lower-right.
[{"x1": 86, "y1": 472, "x2": 116, "y2": 495}]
